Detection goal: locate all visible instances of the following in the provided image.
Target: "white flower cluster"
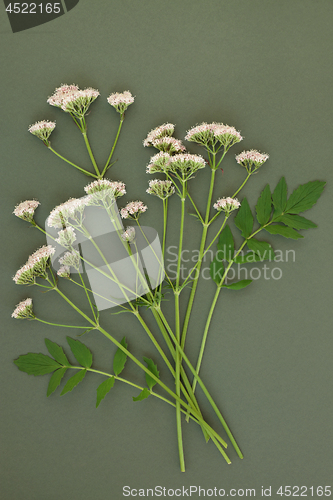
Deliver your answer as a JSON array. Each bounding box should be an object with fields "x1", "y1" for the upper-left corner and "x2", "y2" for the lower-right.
[
  {"x1": 59, "y1": 249, "x2": 81, "y2": 270},
  {"x1": 146, "y1": 179, "x2": 175, "y2": 199},
  {"x1": 146, "y1": 152, "x2": 171, "y2": 174},
  {"x1": 107, "y1": 91, "x2": 134, "y2": 114},
  {"x1": 168, "y1": 153, "x2": 206, "y2": 178},
  {"x1": 47, "y1": 84, "x2": 100, "y2": 117},
  {"x1": 13, "y1": 246, "x2": 55, "y2": 285},
  {"x1": 121, "y1": 226, "x2": 136, "y2": 242},
  {"x1": 84, "y1": 179, "x2": 126, "y2": 198},
  {"x1": 55, "y1": 227, "x2": 77, "y2": 248},
  {"x1": 57, "y1": 265, "x2": 71, "y2": 278},
  {"x1": 235, "y1": 150, "x2": 269, "y2": 172},
  {"x1": 213, "y1": 197, "x2": 241, "y2": 213},
  {"x1": 48, "y1": 198, "x2": 87, "y2": 229},
  {"x1": 28, "y1": 121, "x2": 56, "y2": 142},
  {"x1": 185, "y1": 122, "x2": 243, "y2": 148},
  {"x1": 143, "y1": 123, "x2": 175, "y2": 147},
  {"x1": 120, "y1": 201, "x2": 148, "y2": 219},
  {"x1": 13, "y1": 200, "x2": 40, "y2": 222},
  {"x1": 11, "y1": 298, "x2": 34, "y2": 319}
]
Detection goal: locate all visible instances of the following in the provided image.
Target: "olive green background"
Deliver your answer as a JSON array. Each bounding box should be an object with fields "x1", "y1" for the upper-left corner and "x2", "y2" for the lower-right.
[{"x1": 1, "y1": 1, "x2": 332, "y2": 499}]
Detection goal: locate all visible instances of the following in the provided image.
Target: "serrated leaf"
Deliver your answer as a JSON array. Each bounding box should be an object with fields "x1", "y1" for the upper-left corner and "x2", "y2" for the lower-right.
[
  {"x1": 217, "y1": 224, "x2": 235, "y2": 261},
  {"x1": 143, "y1": 357, "x2": 159, "y2": 391},
  {"x1": 210, "y1": 258, "x2": 225, "y2": 285},
  {"x1": 255, "y1": 184, "x2": 272, "y2": 225},
  {"x1": 222, "y1": 280, "x2": 252, "y2": 290},
  {"x1": 96, "y1": 377, "x2": 115, "y2": 408},
  {"x1": 66, "y1": 337, "x2": 92, "y2": 368},
  {"x1": 133, "y1": 388, "x2": 150, "y2": 402},
  {"x1": 274, "y1": 214, "x2": 317, "y2": 230},
  {"x1": 234, "y1": 197, "x2": 253, "y2": 238},
  {"x1": 285, "y1": 180, "x2": 325, "y2": 214},
  {"x1": 247, "y1": 238, "x2": 275, "y2": 260},
  {"x1": 14, "y1": 353, "x2": 61, "y2": 376},
  {"x1": 272, "y1": 177, "x2": 287, "y2": 213},
  {"x1": 264, "y1": 224, "x2": 303, "y2": 239},
  {"x1": 45, "y1": 339, "x2": 70, "y2": 366},
  {"x1": 113, "y1": 337, "x2": 128, "y2": 376},
  {"x1": 47, "y1": 367, "x2": 67, "y2": 397},
  {"x1": 60, "y1": 369, "x2": 87, "y2": 396}
]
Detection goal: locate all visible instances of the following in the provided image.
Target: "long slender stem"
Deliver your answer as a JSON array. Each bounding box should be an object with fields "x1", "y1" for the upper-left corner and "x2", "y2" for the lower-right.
[
  {"x1": 80, "y1": 118, "x2": 100, "y2": 177},
  {"x1": 35, "y1": 318, "x2": 89, "y2": 329},
  {"x1": 47, "y1": 146, "x2": 98, "y2": 178},
  {"x1": 100, "y1": 114, "x2": 124, "y2": 177}
]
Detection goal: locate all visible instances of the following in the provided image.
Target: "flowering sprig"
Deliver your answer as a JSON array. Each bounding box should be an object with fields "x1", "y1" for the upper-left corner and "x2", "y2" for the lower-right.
[
  {"x1": 121, "y1": 226, "x2": 136, "y2": 242},
  {"x1": 107, "y1": 91, "x2": 134, "y2": 115},
  {"x1": 28, "y1": 121, "x2": 56, "y2": 143},
  {"x1": 120, "y1": 201, "x2": 148, "y2": 220},
  {"x1": 13, "y1": 200, "x2": 40, "y2": 223},
  {"x1": 213, "y1": 197, "x2": 241, "y2": 214},
  {"x1": 47, "y1": 84, "x2": 100, "y2": 118},
  {"x1": 146, "y1": 179, "x2": 175, "y2": 200},
  {"x1": 143, "y1": 123, "x2": 175, "y2": 147},
  {"x1": 146, "y1": 152, "x2": 172, "y2": 174},
  {"x1": 12, "y1": 298, "x2": 35, "y2": 319},
  {"x1": 13, "y1": 245, "x2": 55, "y2": 284},
  {"x1": 236, "y1": 150, "x2": 269, "y2": 173}
]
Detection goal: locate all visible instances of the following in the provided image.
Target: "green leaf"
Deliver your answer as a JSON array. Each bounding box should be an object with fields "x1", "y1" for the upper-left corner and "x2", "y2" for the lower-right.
[
  {"x1": 60, "y1": 369, "x2": 87, "y2": 396},
  {"x1": 217, "y1": 224, "x2": 234, "y2": 261},
  {"x1": 210, "y1": 257, "x2": 225, "y2": 285},
  {"x1": 285, "y1": 180, "x2": 325, "y2": 214},
  {"x1": 14, "y1": 353, "x2": 61, "y2": 376},
  {"x1": 234, "y1": 197, "x2": 253, "y2": 238},
  {"x1": 233, "y1": 252, "x2": 264, "y2": 264},
  {"x1": 96, "y1": 377, "x2": 115, "y2": 408},
  {"x1": 133, "y1": 388, "x2": 151, "y2": 402},
  {"x1": 222, "y1": 280, "x2": 252, "y2": 290},
  {"x1": 113, "y1": 337, "x2": 128, "y2": 376},
  {"x1": 264, "y1": 224, "x2": 303, "y2": 239},
  {"x1": 255, "y1": 184, "x2": 272, "y2": 225},
  {"x1": 47, "y1": 367, "x2": 67, "y2": 397},
  {"x1": 143, "y1": 357, "x2": 159, "y2": 391},
  {"x1": 247, "y1": 238, "x2": 275, "y2": 261},
  {"x1": 274, "y1": 214, "x2": 317, "y2": 230},
  {"x1": 66, "y1": 337, "x2": 92, "y2": 368},
  {"x1": 45, "y1": 339, "x2": 70, "y2": 366},
  {"x1": 272, "y1": 177, "x2": 287, "y2": 213}
]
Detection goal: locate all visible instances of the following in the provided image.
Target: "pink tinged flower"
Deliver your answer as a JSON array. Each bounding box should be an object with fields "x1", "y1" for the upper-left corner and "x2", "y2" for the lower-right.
[
  {"x1": 152, "y1": 136, "x2": 186, "y2": 154},
  {"x1": 213, "y1": 124, "x2": 243, "y2": 147},
  {"x1": 57, "y1": 265, "x2": 71, "y2": 278},
  {"x1": 47, "y1": 84, "x2": 79, "y2": 107},
  {"x1": 213, "y1": 197, "x2": 241, "y2": 213},
  {"x1": 13, "y1": 200, "x2": 40, "y2": 222},
  {"x1": 121, "y1": 226, "x2": 136, "y2": 242},
  {"x1": 47, "y1": 84, "x2": 99, "y2": 117},
  {"x1": 185, "y1": 122, "x2": 217, "y2": 144},
  {"x1": 146, "y1": 152, "x2": 171, "y2": 173},
  {"x1": 143, "y1": 123, "x2": 175, "y2": 147},
  {"x1": 48, "y1": 198, "x2": 87, "y2": 228},
  {"x1": 11, "y1": 298, "x2": 35, "y2": 319},
  {"x1": 28, "y1": 121, "x2": 56, "y2": 142},
  {"x1": 59, "y1": 249, "x2": 81, "y2": 270},
  {"x1": 84, "y1": 179, "x2": 126, "y2": 198},
  {"x1": 13, "y1": 245, "x2": 55, "y2": 284},
  {"x1": 107, "y1": 91, "x2": 134, "y2": 114},
  {"x1": 55, "y1": 227, "x2": 77, "y2": 248},
  {"x1": 146, "y1": 179, "x2": 175, "y2": 199},
  {"x1": 235, "y1": 150, "x2": 269, "y2": 172},
  {"x1": 120, "y1": 201, "x2": 148, "y2": 219},
  {"x1": 168, "y1": 153, "x2": 206, "y2": 177}
]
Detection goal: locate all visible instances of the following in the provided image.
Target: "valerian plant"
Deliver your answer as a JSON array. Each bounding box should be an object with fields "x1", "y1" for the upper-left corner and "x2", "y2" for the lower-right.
[{"x1": 12, "y1": 83, "x2": 325, "y2": 472}]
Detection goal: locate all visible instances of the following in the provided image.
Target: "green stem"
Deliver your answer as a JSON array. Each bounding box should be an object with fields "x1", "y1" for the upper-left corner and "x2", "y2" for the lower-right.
[
  {"x1": 78, "y1": 271, "x2": 97, "y2": 322},
  {"x1": 80, "y1": 118, "x2": 100, "y2": 177},
  {"x1": 100, "y1": 114, "x2": 124, "y2": 177},
  {"x1": 35, "y1": 318, "x2": 89, "y2": 329},
  {"x1": 47, "y1": 146, "x2": 98, "y2": 178}
]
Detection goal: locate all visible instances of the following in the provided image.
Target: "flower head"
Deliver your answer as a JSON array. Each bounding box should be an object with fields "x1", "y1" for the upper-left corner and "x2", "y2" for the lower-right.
[
  {"x1": 13, "y1": 245, "x2": 55, "y2": 284},
  {"x1": 48, "y1": 198, "x2": 87, "y2": 228},
  {"x1": 59, "y1": 249, "x2": 81, "y2": 270},
  {"x1": 146, "y1": 152, "x2": 172, "y2": 174},
  {"x1": 168, "y1": 153, "x2": 206, "y2": 178},
  {"x1": 185, "y1": 122, "x2": 242, "y2": 149},
  {"x1": 146, "y1": 179, "x2": 175, "y2": 199},
  {"x1": 121, "y1": 226, "x2": 136, "y2": 242},
  {"x1": 28, "y1": 121, "x2": 56, "y2": 142},
  {"x1": 235, "y1": 150, "x2": 269, "y2": 173},
  {"x1": 55, "y1": 227, "x2": 77, "y2": 248},
  {"x1": 185, "y1": 122, "x2": 216, "y2": 145},
  {"x1": 57, "y1": 265, "x2": 71, "y2": 278},
  {"x1": 11, "y1": 298, "x2": 35, "y2": 319},
  {"x1": 143, "y1": 123, "x2": 175, "y2": 147},
  {"x1": 47, "y1": 84, "x2": 99, "y2": 117},
  {"x1": 107, "y1": 91, "x2": 134, "y2": 114},
  {"x1": 152, "y1": 136, "x2": 186, "y2": 154},
  {"x1": 213, "y1": 197, "x2": 241, "y2": 214},
  {"x1": 13, "y1": 200, "x2": 40, "y2": 223},
  {"x1": 120, "y1": 201, "x2": 148, "y2": 220},
  {"x1": 213, "y1": 124, "x2": 243, "y2": 148},
  {"x1": 84, "y1": 179, "x2": 126, "y2": 198}
]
